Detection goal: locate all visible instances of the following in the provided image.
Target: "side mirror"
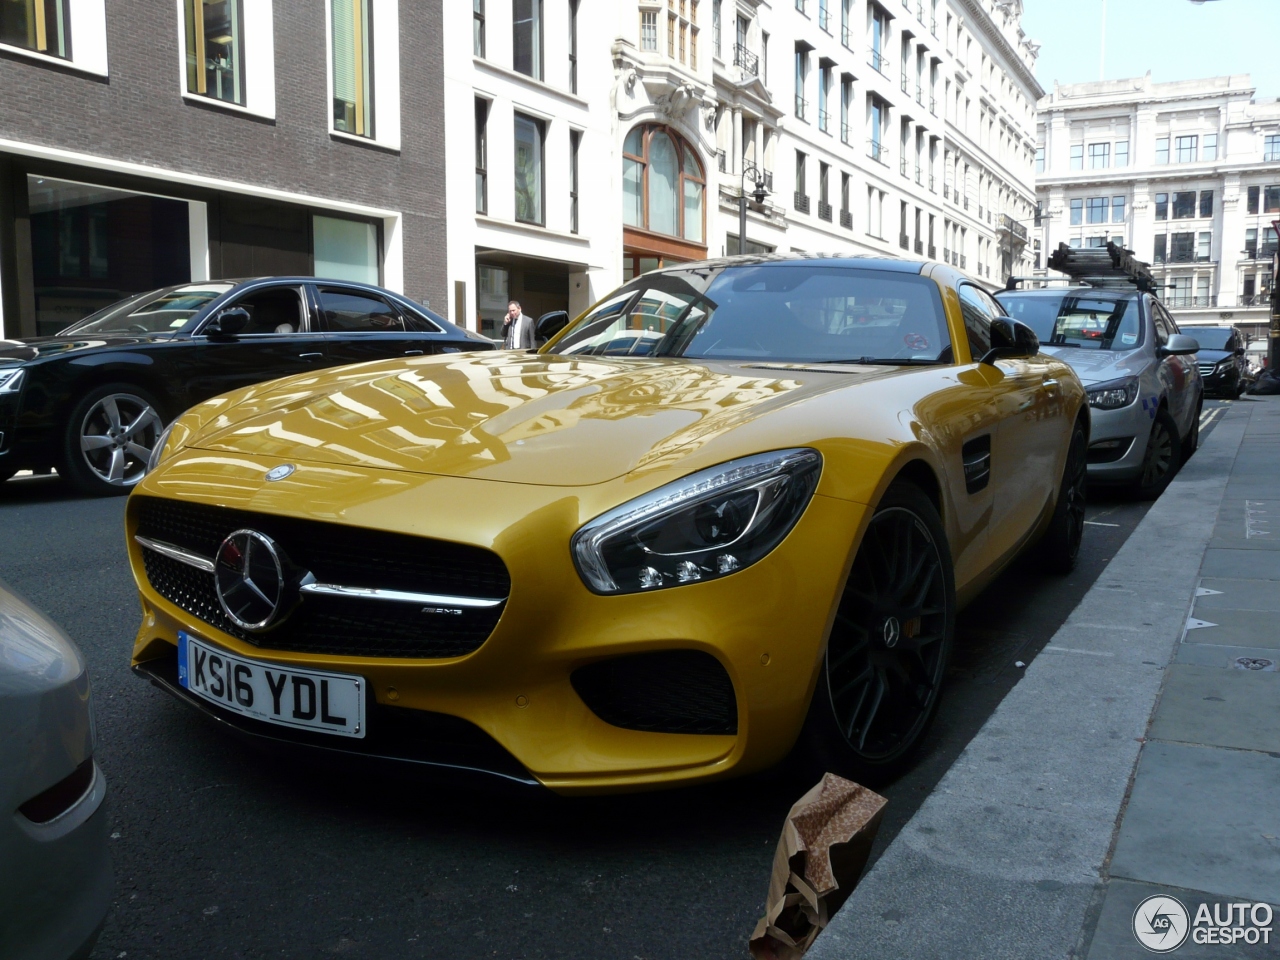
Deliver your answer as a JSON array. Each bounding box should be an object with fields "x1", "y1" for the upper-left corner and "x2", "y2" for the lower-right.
[
  {"x1": 1160, "y1": 334, "x2": 1199, "y2": 357},
  {"x1": 535, "y1": 310, "x2": 569, "y2": 346},
  {"x1": 206, "y1": 307, "x2": 250, "y2": 338},
  {"x1": 1236, "y1": 347, "x2": 1246, "y2": 357},
  {"x1": 979, "y1": 317, "x2": 1040, "y2": 364}
]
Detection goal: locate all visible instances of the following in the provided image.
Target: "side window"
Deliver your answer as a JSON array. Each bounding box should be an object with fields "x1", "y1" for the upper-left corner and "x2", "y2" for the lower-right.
[
  {"x1": 1150, "y1": 303, "x2": 1172, "y2": 346},
  {"x1": 318, "y1": 289, "x2": 405, "y2": 332},
  {"x1": 230, "y1": 287, "x2": 307, "y2": 335},
  {"x1": 957, "y1": 283, "x2": 998, "y2": 360}
]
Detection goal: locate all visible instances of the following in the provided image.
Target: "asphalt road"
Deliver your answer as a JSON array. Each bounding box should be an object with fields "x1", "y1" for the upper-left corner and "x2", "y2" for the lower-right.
[{"x1": 0, "y1": 401, "x2": 1231, "y2": 960}]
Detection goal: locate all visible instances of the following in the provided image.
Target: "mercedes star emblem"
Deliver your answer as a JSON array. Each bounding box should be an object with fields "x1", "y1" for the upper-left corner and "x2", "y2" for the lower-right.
[
  {"x1": 265, "y1": 464, "x2": 296, "y2": 482},
  {"x1": 882, "y1": 616, "x2": 901, "y2": 648},
  {"x1": 214, "y1": 529, "x2": 287, "y2": 631}
]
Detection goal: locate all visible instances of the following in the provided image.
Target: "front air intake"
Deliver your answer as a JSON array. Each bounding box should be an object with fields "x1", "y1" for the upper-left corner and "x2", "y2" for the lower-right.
[{"x1": 571, "y1": 650, "x2": 738, "y2": 735}]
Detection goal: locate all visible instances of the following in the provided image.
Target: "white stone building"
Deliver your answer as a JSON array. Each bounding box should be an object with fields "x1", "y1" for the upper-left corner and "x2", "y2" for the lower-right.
[
  {"x1": 1033, "y1": 74, "x2": 1280, "y2": 344},
  {"x1": 443, "y1": 0, "x2": 1043, "y2": 337}
]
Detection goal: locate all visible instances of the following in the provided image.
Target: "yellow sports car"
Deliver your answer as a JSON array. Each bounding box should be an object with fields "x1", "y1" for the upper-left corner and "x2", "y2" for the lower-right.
[{"x1": 127, "y1": 256, "x2": 1087, "y2": 793}]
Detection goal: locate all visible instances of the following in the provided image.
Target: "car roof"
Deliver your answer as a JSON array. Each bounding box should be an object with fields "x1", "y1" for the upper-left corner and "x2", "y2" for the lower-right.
[{"x1": 648, "y1": 253, "x2": 927, "y2": 276}]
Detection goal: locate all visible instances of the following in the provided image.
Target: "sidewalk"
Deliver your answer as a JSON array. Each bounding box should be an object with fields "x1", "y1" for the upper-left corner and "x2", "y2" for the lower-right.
[{"x1": 810, "y1": 396, "x2": 1280, "y2": 960}]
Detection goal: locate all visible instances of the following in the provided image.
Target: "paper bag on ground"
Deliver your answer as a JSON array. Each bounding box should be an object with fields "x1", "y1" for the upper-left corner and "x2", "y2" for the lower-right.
[{"x1": 748, "y1": 773, "x2": 888, "y2": 960}]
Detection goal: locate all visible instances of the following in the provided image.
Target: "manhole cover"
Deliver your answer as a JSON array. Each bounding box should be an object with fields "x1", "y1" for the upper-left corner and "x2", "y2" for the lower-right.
[{"x1": 1232, "y1": 657, "x2": 1276, "y2": 672}]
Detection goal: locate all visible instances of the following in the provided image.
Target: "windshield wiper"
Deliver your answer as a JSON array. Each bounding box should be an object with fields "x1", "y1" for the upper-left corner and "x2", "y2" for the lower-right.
[{"x1": 814, "y1": 357, "x2": 945, "y2": 366}]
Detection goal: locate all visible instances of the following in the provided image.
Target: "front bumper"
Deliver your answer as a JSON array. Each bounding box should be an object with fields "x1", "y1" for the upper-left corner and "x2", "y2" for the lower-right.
[
  {"x1": 1082, "y1": 399, "x2": 1152, "y2": 482},
  {"x1": 128, "y1": 452, "x2": 865, "y2": 794},
  {"x1": 1201, "y1": 367, "x2": 1239, "y2": 396}
]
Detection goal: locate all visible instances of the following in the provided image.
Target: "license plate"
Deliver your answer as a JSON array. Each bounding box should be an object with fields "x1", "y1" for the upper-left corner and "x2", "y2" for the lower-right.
[{"x1": 177, "y1": 632, "x2": 366, "y2": 739}]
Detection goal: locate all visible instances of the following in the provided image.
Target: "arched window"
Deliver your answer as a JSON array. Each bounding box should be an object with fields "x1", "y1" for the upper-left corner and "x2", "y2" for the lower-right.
[{"x1": 622, "y1": 125, "x2": 705, "y2": 243}]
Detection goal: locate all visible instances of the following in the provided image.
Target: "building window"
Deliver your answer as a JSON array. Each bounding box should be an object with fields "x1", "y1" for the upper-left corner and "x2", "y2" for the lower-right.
[
  {"x1": 1266, "y1": 135, "x2": 1280, "y2": 163},
  {"x1": 1088, "y1": 142, "x2": 1109, "y2": 169},
  {"x1": 841, "y1": 171, "x2": 851, "y2": 215},
  {"x1": 794, "y1": 46, "x2": 807, "y2": 120},
  {"x1": 1155, "y1": 193, "x2": 1168, "y2": 220},
  {"x1": 818, "y1": 65, "x2": 830, "y2": 132},
  {"x1": 795, "y1": 149, "x2": 807, "y2": 199},
  {"x1": 1035, "y1": 145, "x2": 1044, "y2": 173},
  {"x1": 1172, "y1": 191, "x2": 1196, "y2": 219},
  {"x1": 1171, "y1": 232, "x2": 1194, "y2": 262},
  {"x1": 569, "y1": 129, "x2": 580, "y2": 234},
  {"x1": 514, "y1": 113, "x2": 545, "y2": 225},
  {"x1": 314, "y1": 217, "x2": 379, "y2": 285},
  {"x1": 1111, "y1": 196, "x2": 1125, "y2": 223},
  {"x1": 1199, "y1": 190, "x2": 1213, "y2": 218},
  {"x1": 331, "y1": 0, "x2": 373, "y2": 137},
  {"x1": 1086, "y1": 236, "x2": 1106, "y2": 248},
  {"x1": 184, "y1": 0, "x2": 244, "y2": 104},
  {"x1": 473, "y1": 0, "x2": 484, "y2": 56},
  {"x1": 1155, "y1": 137, "x2": 1169, "y2": 164},
  {"x1": 0, "y1": 0, "x2": 70, "y2": 58},
  {"x1": 761, "y1": 30, "x2": 768, "y2": 82},
  {"x1": 1086, "y1": 197, "x2": 1107, "y2": 224},
  {"x1": 1070, "y1": 144, "x2": 1083, "y2": 170},
  {"x1": 1197, "y1": 232, "x2": 1211, "y2": 261},
  {"x1": 1265, "y1": 185, "x2": 1280, "y2": 213},
  {"x1": 1175, "y1": 135, "x2": 1197, "y2": 163},
  {"x1": 1034, "y1": 200, "x2": 1043, "y2": 227},
  {"x1": 568, "y1": 0, "x2": 578, "y2": 91},
  {"x1": 1115, "y1": 140, "x2": 1129, "y2": 167},
  {"x1": 1202, "y1": 133, "x2": 1217, "y2": 162},
  {"x1": 1153, "y1": 234, "x2": 1166, "y2": 263},
  {"x1": 474, "y1": 98, "x2": 488, "y2": 214},
  {"x1": 1246, "y1": 227, "x2": 1258, "y2": 260},
  {"x1": 641, "y1": 10, "x2": 657, "y2": 50},
  {"x1": 621, "y1": 124, "x2": 705, "y2": 242},
  {"x1": 1070, "y1": 198, "x2": 1083, "y2": 225},
  {"x1": 1248, "y1": 185, "x2": 1260, "y2": 214},
  {"x1": 712, "y1": 0, "x2": 720, "y2": 57},
  {"x1": 513, "y1": 0, "x2": 542, "y2": 79}
]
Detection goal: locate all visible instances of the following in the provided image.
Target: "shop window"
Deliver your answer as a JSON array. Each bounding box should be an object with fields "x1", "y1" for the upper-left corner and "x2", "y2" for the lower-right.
[
  {"x1": 313, "y1": 216, "x2": 378, "y2": 285},
  {"x1": 514, "y1": 112, "x2": 545, "y2": 225},
  {"x1": 1, "y1": 0, "x2": 70, "y2": 57},
  {"x1": 331, "y1": 0, "x2": 373, "y2": 137},
  {"x1": 621, "y1": 124, "x2": 705, "y2": 243},
  {"x1": 184, "y1": 0, "x2": 244, "y2": 105},
  {"x1": 26, "y1": 176, "x2": 195, "y2": 336}
]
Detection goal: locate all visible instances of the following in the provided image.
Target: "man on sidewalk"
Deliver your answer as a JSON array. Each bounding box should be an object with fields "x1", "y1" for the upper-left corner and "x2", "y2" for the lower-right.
[{"x1": 502, "y1": 300, "x2": 535, "y2": 351}]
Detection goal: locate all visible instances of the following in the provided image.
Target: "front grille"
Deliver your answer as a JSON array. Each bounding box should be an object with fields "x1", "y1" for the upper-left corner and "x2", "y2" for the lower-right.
[
  {"x1": 135, "y1": 496, "x2": 509, "y2": 659},
  {"x1": 1198, "y1": 363, "x2": 1218, "y2": 377},
  {"x1": 571, "y1": 650, "x2": 738, "y2": 735}
]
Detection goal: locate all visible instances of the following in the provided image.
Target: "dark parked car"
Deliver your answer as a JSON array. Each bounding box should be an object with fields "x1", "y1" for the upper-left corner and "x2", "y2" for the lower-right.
[
  {"x1": 1186, "y1": 325, "x2": 1248, "y2": 398},
  {"x1": 0, "y1": 278, "x2": 494, "y2": 495}
]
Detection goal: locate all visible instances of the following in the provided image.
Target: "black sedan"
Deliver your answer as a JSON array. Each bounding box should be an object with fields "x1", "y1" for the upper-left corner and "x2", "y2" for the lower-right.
[{"x1": 0, "y1": 278, "x2": 494, "y2": 495}]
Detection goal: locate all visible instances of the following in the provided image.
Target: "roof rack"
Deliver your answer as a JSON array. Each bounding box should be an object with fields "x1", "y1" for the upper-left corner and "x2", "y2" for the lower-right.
[{"x1": 1017, "y1": 241, "x2": 1159, "y2": 294}]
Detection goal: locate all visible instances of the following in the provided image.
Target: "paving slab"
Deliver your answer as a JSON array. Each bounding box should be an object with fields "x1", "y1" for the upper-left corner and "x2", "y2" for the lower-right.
[
  {"x1": 1181, "y1": 609, "x2": 1280, "y2": 649},
  {"x1": 1195, "y1": 580, "x2": 1280, "y2": 613},
  {"x1": 1148, "y1": 664, "x2": 1280, "y2": 753},
  {"x1": 1108, "y1": 741, "x2": 1280, "y2": 904},
  {"x1": 1201, "y1": 548, "x2": 1280, "y2": 580},
  {"x1": 1175, "y1": 640, "x2": 1280, "y2": 670},
  {"x1": 1085, "y1": 879, "x2": 1280, "y2": 959}
]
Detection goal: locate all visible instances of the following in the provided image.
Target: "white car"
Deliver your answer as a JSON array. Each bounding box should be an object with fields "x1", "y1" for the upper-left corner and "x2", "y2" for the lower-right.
[{"x1": 997, "y1": 285, "x2": 1202, "y2": 499}]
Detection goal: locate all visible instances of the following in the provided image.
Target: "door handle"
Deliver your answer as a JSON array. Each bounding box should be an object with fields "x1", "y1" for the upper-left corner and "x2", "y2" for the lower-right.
[
  {"x1": 404, "y1": 349, "x2": 424, "y2": 356},
  {"x1": 298, "y1": 352, "x2": 323, "y2": 359},
  {"x1": 1042, "y1": 378, "x2": 1060, "y2": 393}
]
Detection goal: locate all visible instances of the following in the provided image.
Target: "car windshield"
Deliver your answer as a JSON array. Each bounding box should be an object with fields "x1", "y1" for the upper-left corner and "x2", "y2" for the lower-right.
[
  {"x1": 60, "y1": 284, "x2": 235, "y2": 335},
  {"x1": 996, "y1": 292, "x2": 1141, "y2": 351},
  {"x1": 547, "y1": 265, "x2": 952, "y2": 364},
  {"x1": 1186, "y1": 328, "x2": 1233, "y2": 351}
]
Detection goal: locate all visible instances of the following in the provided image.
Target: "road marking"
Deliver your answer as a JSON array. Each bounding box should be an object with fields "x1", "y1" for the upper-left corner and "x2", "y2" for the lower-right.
[
  {"x1": 1084, "y1": 520, "x2": 1120, "y2": 527},
  {"x1": 1185, "y1": 618, "x2": 1218, "y2": 630},
  {"x1": 1195, "y1": 587, "x2": 1224, "y2": 597},
  {"x1": 1199, "y1": 407, "x2": 1224, "y2": 430},
  {"x1": 1246, "y1": 500, "x2": 1271, "y2": 539},
  {"x1": 1044, "y1": 646, "x2": 1116, "y2": 657}
]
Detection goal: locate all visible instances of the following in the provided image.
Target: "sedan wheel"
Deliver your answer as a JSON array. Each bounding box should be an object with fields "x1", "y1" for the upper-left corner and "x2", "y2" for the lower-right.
[
  {"x1": 1135, "y1": 408, "x2": 1180, "y2": 501},
  {"x1": 64, "y1": 385, "x2": 164, "y2": 496},
  {"x1": 800, "y1": 482, "x2": 955, "y2": 783},
  {"x1": 1040, "y1": 420, "x2": 1087, "y2": 573}
]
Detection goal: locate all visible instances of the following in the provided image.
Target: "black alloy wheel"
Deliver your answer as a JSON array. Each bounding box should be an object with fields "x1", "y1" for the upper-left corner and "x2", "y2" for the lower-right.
[
  {"x1": 800, "y1": 481, "x2": 955, "y2": 784},
  {"x1": 1040, "y1": 419, "x2": 1087, "y2": 574},
  {"x1": 1134, "y1": 408, "x2": 1180, "y2": 501}
]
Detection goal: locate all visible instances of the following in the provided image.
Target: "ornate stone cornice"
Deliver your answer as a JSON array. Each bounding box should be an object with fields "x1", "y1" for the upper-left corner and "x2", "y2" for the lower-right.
[{"x1": 951, "y1": 0, "x2": 1043, "y2": 101}]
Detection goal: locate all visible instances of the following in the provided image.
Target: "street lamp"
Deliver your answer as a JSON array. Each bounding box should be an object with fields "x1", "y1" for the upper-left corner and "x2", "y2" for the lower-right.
[{"x1": 739, "y1": 165, "x2": 769, "y2": 256}]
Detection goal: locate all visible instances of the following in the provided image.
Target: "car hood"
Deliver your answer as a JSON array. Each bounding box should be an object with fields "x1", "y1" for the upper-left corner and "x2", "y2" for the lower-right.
[
  {"x1": 1195, "y1": 348, "x2": 1231, "y2": 363},
  {"x1": 0, "y1": 334, "x2": 175, "y2": 364},
  {"x1": 183, "y1": 352, "x2": 907, "y2": 486},
  {"x1": 1039, "y1": 345, "x2": 1145, "y2": 386}
]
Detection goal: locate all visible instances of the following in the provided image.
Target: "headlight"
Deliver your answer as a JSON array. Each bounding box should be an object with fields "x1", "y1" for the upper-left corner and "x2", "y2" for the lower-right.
[
  {"x1": 571, "y1": 449, "x2": 822, "y2": 595},
  {"x1": 1087, "y1": 376, "x2": 1139, "y2": 410},
  {"x1": 146, "y1": 422, "x2": 177, "y2": 474},
  {"x1": 0, "y1": 368, "x2": 24, "y2": 393},
  {"x1": 1213, "y1": 358, "x2": 1231, "y2": 372}
]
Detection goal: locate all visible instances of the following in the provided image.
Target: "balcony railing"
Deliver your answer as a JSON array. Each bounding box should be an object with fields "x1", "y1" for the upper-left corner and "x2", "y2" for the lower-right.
[
  {"x1": 978, "y1": 204, "x2": 984, "y2": 218},
  {"x1": 840, "y1": 209, "x2": 853, "y2": 229},
  {"x1": 795, "y1": 0, "x2": 806, "y2": 12},
  {"x1": 1240, "y1": 294, "x2": 1272, "y2": 307},
  {"x1": 899, "y1": 233, "x2": 910, "y2": 250},
  {"x1": 900, "y1": 157, "x2": 909, "y2": 176},
  {"x1": 901, "y1": 73, "x2": 910, "y2": 93},
  {"x1": 819, "y1": 6, "x2": 831, "y2": 31},
  {"x1": 914, "y1": 239, "x2": 924, "y2": 255},
  {"x1": 818, "y1": 200, "x2": 833, "y2": 221},
  {"x1": 1166, "y1": 295, "x2": 1218, "y2": 308},
  {"x1": 717, "y1": 149, "x2": 728, "y2": 173},
  {"x1": 931, "y1": 17, "x2": 938, "y2": 36},
  {"x1": 818, "y1": 108, "x2": 830, "y2": 132},
  {"x1": 943, "y1": 184, "x2": 950, "y2": 199},
  {"x1": 929, "y1": 96, "x2": 936, "y2": 114},
  {"x1": 841, "y1": 24, "x2": 852, "y2": 47},
  {"x1": 960, "y1": 254, "x2": 967, "y2": 269},
  {"x1": 915, "y1": 165, "x2": 924, "y2": 185},
  {"x1": 868, "y1": 140, "x2": 887, "y2": 164},
  {"x1": 795, "y1": 95, "x2": 808, "y2": 121},
  {"x1": 929, "y1": 175, "x2": 936, "y2": 192},
  {"x1": 794, "y1": 191, "x2": 811, "y2": 214},
  {"x1": 1163, "y1": 252, "x2": 1215, "y2": 264},
  {"x1": 916, "y1": 83, "x2": 924, "y2": 105},
  {"x1": 841, "y1": 120, "x2": 850, "y2": 143},
  {"x1": 743, "y1": 160, "x2": 774, "y2": 191},
  {"x1": 928, "y1": 244, "x2": 937, "y2": 259},
  {"x1": 943, "y1": 247, "x2": 950, "y2": 262},
  {"x1": 963, "y1": 197, "x2": 969, "y2": 210},
  {"x1": 734, "y1": 43, "x2": 759, "y2": 76},
  {"x1": 869, "y1": 50, "x2": 888, "y2": 74},
  {"x1": 999, "y1": 213, "x2": 1028, "y2": 243}
]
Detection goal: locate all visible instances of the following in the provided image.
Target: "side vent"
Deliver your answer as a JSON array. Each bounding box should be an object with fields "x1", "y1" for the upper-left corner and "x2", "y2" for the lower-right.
[{"x1": 962, "y1": 435, "x2": 992, "y2": 494}]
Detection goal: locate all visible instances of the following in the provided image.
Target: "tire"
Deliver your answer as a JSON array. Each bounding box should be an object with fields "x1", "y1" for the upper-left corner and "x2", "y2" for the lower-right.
[
  {"x1": 797, "y1": 481, "x2": 956, "y2": 786},
  {"x1": 1133, "y1": 407, "x2": 1180, "y2": 501},
  {"x1": 1039, "y1": 418, "x2": 1087, "y2": 574},
  {"x1": 1181, "y1": 395, "x2": 1202, "y2": 463},
  {"x1": 62, "y1": 383, "x2": 166, "y2": 497}
]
